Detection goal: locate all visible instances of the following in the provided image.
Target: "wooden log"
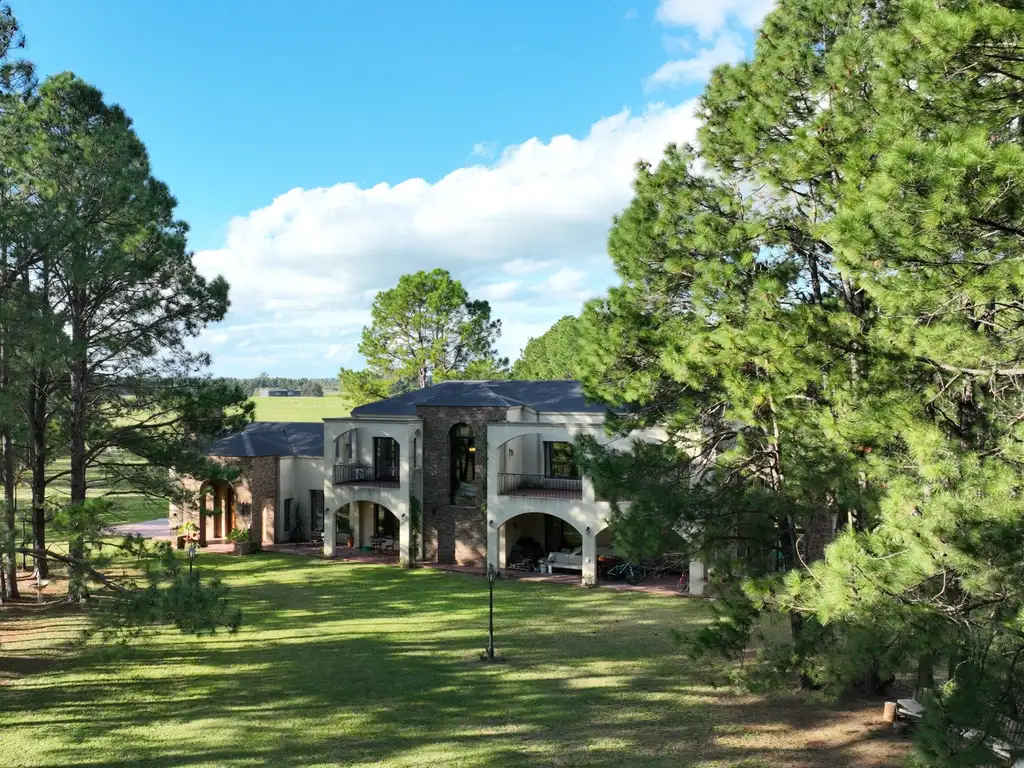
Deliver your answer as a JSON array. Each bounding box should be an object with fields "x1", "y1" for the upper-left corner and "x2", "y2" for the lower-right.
[{"x1": 882, "y1": 701, "x2": 897, "y2": 724}]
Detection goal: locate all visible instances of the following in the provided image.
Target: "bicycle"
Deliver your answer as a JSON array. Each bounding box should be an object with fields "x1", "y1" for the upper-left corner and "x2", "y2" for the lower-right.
[
  {"x1": 676, "y1": 570, "x2": 690, "y2": 594},
  {"x1": 605, "y1": 560, "x2": 647, "y2": 585}
]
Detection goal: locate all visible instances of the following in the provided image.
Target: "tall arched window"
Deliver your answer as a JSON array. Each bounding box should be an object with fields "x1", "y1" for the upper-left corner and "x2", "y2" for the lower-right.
[{"x1": 449, "y1": 423, "x2": 476, "y2": 505}]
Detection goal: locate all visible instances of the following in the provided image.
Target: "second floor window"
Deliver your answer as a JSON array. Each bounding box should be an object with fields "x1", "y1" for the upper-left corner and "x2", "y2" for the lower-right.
[
  {"x1": 450, "y1": 423, "x2": 476, "y2": 504},
  {"x1": 544, "y1": 441, "x2": 578, "y2": 478},
  {"x1": 374, "y1": 437, "x2": 399, "y2": 482}
]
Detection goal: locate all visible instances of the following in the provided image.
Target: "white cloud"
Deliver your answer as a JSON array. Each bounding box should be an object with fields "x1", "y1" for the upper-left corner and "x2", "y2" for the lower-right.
[
  {"x1": 624, "y1": 8, "x2": 638, "y2": 21},
  {"x1": 477, "y1": 281, "x2": 521, "y2": 302},
  {"x1": 645, "y1": 33, "x2": 747, "y2": 89},
  {"x1": 502, "y1": 257, "x2": 554, "y2": 276},
  {"x1": 655, "y1": 0, "x2": 774, "y2": 39},
  {"x1": 193, "y1": 101, "x2": 702, "y2": 376},
  {"x1": 471, "y1": 141, "x2": 497, "y2": 160}
]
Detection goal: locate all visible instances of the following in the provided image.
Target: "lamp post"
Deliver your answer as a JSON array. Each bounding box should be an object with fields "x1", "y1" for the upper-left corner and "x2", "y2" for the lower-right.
[
  {"x1": 187, "y1": 541, "x2": 197, "y2": 576},
  {"x1": 486, "y1": 563, "x2": 497, "y2": 660}
]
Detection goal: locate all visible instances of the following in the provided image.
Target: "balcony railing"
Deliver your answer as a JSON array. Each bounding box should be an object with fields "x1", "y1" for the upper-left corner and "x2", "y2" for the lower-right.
[
  {"x1": 497, "y1": 472, "x2": 582, "y2": 500},
  {"x1": 333, "y1": 463, "x2": 399, "y2": 488}
]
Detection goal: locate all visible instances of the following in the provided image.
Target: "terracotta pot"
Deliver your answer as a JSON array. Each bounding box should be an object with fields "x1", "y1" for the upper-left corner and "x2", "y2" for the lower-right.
[
  {"x1": 232, "y1": 541, "x2": 252, "y2": 556},
  {"x1": 346, "y1": 535, "x2": 354, "y2": 548}
]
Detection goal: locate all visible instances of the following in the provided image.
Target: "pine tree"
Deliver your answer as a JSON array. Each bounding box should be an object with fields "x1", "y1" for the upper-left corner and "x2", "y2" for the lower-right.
[
  {"x1": 341, "y1": 268, "x2": 507, "y2": 405},
  {"x1": 579, "y1": 0, "x2": 1024, "y2": 757}
]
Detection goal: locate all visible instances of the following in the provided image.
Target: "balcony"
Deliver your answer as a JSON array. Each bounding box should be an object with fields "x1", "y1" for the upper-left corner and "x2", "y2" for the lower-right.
[
  {"x1": 333, "y1": 463, "x2": 399, "y2": 488},
  {"x1": 497, "y1": 472, "x2": 582, "y2": 501}
]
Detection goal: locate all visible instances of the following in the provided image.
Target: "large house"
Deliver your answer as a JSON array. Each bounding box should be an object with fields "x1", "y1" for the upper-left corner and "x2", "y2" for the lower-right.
[{"x1": 170, "y1": 380, "x2": 707, "y2": 593}]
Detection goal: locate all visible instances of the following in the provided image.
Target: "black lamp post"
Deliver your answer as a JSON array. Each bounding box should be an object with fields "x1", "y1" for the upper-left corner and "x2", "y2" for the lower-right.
[
  {"x1": 486, "y1": 563, "x2": 497, "y2": 660},
  {"x1": 187, "y1": 540, "x2": 197, "y2": 576}
]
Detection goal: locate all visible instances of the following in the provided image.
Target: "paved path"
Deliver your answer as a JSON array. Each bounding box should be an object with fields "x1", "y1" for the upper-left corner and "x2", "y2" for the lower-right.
[{"x1": 107, "y1": 518, "x2": 171, "y2": 539}]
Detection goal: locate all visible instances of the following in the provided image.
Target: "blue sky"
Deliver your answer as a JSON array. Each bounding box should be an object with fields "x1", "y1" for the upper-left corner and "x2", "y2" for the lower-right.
[{"x1": 19, "y1": 0, "x2": 771, "y2": 377}]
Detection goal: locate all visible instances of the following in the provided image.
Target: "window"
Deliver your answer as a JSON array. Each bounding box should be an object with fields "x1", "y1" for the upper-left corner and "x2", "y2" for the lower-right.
[
  {"x1": 412, "y1": 437, "x2": 417, "y2": 469},
  {"x1": 346, "y1": 432, "x2": 355, "y2": 461},
  {"x1": 283, "y1": 497, "x2": 294, "y2": 538},
  {"x1": 374, "y1": 504, "x2": 398, "y2": 537},
  {"x1": 373, "y1": 437, "x2": 399, "y2": 482},
  {"x1": 544, "y1": 515, "x2": 582, "y2": 551},
  {"x1": 544, "y1": 441, "x2": 578, "y2": 478},
  {"x1": 310, "y1": 490, "x2": 324, "y2": 533},
  {"x1": 449, "y1": 423, "x2": 476, "y2": 505}
]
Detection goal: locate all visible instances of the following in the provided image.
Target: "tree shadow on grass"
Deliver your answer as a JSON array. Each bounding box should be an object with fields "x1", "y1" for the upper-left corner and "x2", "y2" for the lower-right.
[{"x1": 0, "y1": 557, "x2": 908, "y2": 768}]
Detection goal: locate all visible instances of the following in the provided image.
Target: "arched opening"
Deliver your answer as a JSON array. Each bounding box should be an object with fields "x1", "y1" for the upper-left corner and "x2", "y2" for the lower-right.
[
  {"x1": 449, "y1": 423, "x2": 476, "y2": 505},
  {"x1": 495, "y1": 433, "x2": 582, "y2": 500},
  {"x1": 497, "y1": 512, "x2": 611, "y2": 582},
  {"x1": 198, "y1": 480, "x2": 235, "y2": 545},
  {"x1": 337, "y1": 500, "x2": 401, "y2": 555}
]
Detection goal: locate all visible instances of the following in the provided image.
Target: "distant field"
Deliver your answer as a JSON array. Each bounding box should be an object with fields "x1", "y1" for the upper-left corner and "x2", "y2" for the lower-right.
[{"x1": 251, "y1": 394, "x2": 351, "y2": 422}]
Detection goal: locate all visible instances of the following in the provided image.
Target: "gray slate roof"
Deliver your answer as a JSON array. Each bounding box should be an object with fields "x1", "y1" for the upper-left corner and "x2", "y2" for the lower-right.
[
  {"x1": 204, "y1": 421, "x2": 324, "y2": 458},
  {"x1": 351, "y1": 380, "x2": 609, "y2": 417}
]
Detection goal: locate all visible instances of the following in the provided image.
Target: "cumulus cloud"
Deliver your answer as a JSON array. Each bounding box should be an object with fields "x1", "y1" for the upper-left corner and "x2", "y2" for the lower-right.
[
  {"x1": 646, "y1": 33, "x2": 746, "y2": 89},
  {"x1": 471, "y1": 141, "x2": 497, "y2": 160},
  {"x1": 644, "y1": 0, "x2": 773, "y2": 91},
  {"x1": 655, "y1": 0, "x2": 775, "y2": 39},
  {"x1": 194, "y1": 101, "x2": 702, "y2": 376}
]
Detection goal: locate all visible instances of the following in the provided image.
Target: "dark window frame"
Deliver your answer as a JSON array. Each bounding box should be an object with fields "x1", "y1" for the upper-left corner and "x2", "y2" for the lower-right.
[
  {"x1": 544, "y1": 441, "x2": 578, "y2": 479},
  {"x1": 373, "y1": 504, "x2": 399, "y2": 537},
  {"x1": 449, "y1": 423, "x2": 477, "y2": 505},
  {"x1": 373, "y1": 437, "x2": 399, "y2": 482}
]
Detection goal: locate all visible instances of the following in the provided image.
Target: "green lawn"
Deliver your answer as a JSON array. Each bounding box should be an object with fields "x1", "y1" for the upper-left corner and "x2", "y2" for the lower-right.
[
  {"x1": 0, "y1": 556, "x2": 901, "y2": 768},
  {"x1": 251, "y1": 394, "x2": 351, "y2": 422}
]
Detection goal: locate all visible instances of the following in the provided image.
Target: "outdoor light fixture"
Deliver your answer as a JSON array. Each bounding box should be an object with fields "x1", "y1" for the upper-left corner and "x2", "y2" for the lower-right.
[
  {"x1": 486, "y1": 564, "x2": 498, "y2": 660},
  {"x1": 488, "y1": 518, "x2": 495, "y2": 527},
  {"x1": 401, "y1": 512, "x2": 408, "y2": 521},
  {"x1": 586, "y1": 526, "x2": 591, "y2": 535},
  {"x1": 508, "y1": 448, "x2": 514, "y2": 457},
  {"x1": 468, "y1": 446, "x2": 476, "y2": 453}
]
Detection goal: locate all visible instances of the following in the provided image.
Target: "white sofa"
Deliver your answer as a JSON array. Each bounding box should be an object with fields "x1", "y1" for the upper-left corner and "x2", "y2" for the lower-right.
[{"x1": 545, "y1": 550, "x2": 583, "y2": 572}]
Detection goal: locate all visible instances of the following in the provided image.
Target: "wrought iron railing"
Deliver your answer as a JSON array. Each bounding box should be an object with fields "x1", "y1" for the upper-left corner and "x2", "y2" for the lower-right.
[
  {"x1": 497, "y1": 472, "x2": 582, "y2": 500},
  {"x1": 333, "y1": 463, "x2": 399, "y2": 487}
]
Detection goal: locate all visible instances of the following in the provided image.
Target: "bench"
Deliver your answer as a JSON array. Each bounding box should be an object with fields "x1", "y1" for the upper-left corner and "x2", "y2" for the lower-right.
[
  {"x1": 896, "y1": 698, "x2": 1023, "y2": 766},
  {"x1": 545, "y1": 552, "x2": 582, "y2": 572}
]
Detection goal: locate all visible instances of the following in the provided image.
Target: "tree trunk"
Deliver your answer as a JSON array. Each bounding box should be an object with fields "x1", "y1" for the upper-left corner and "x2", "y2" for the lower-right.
[
  {"x1": 3, "y1": 425, "x2": 18, "y2": 598},
  {"x1": 29, "y1": 370, "x2": 48, "y2": 579},
  {"x1": 0, "y1": 322, "x2": 18, "y2": 598},
  {"x1": 66, "y1": 297, "x2": 88, "y2": 602}
]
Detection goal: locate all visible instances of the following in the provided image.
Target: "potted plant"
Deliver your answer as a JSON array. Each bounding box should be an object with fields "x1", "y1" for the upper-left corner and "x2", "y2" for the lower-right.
[
  {"x1": 177, "y1": 520, "x2": 199, "y2": 550},
  {"x1": 226, "y1": 527, "x2": 252, "y2": 555},
  {"x1": 337, "y1": 514, "x2": 353, "y2": 548}
]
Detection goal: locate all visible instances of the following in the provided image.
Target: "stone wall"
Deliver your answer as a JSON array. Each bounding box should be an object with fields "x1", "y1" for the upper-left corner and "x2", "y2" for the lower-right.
[
  {"x1": 169, "y1": 455, "x2": 280, "y2": 546},
  {"x1": 416, "y1": 405, "x2": 507, "y2": 565}
]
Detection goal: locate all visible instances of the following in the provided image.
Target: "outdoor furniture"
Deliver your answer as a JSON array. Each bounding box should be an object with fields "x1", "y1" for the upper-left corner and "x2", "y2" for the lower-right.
[
  {"x1": 545, "y1": 551, "x2": 583, "y2": 572},
  {"x1": 369, "y1": 535, "x2": 383, "y2": 552},
  {"x1": 382, "y1": 537, "x2": 395, "y2": 554}
]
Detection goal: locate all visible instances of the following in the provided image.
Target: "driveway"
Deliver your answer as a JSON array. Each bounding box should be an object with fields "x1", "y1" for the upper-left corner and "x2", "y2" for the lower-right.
[{"x1": 107, "y1": 518, "x2": 172, "y2": 540}]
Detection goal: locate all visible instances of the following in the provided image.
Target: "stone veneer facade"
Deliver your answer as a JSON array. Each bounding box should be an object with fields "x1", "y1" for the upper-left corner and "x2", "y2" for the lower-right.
[
  {"x1": 416, "y1": 404, "x2": 507, "y2": 565},
  {"x1": 169, "y1": 455, "x2": 280, "y2": 546}
]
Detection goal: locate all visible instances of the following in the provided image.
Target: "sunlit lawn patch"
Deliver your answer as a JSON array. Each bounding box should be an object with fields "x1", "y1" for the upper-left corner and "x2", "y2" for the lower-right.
[{"x1": 0, "y1": 555, "x2": 906, "y2": 767}]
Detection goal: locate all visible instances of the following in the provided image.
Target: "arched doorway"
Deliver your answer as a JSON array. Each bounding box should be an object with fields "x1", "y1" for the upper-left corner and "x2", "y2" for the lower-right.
[
  {"x1": 198, "y1": 481, "x2": 235, "y2": 545},
  {"x1": 498, "y1": 512, "x2": 609, "y2": 583},
  {"x1": 449, "y1": 423, "x2": 476, "y2": 505},
  {"x1": 339, "y1": 500, "x2": 401, "y2": 553}
]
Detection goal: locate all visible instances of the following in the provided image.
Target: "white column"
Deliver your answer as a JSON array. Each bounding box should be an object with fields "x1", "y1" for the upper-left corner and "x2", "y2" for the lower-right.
[
  {"x1": 486, "y1": 520, "x2": 500, "y2": 572},
  {"x1": 399, "y1": 502, "x2": 411, "y2": 566},
  {"x1": 498, "y1": 523, "x2": 506, "y2": 568},
  {"x1": 350, "y1": 502, "x2": 361, "y2": 546},
  {"x1": 324, "y1": 506, "x2": 336, "y2": 558},
  {"x1": 582, "y1": 528, "x2": 597, "y2": 585},
  {"x1": 688, "y1": 558, "x2": 706, "y2": 596}
]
